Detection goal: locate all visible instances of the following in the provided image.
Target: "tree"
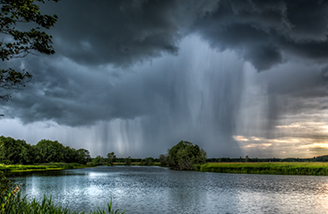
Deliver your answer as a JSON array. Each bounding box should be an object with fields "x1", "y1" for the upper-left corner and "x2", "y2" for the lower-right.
[
  {"x1": 167, "y1": 141, "x2": 206, "y2": 170},
  {"x1": 159, "y1": 154, "x2": 167, "y2": 166},
  {"x1": 92, "y1": 156, "x2": 101, "y2": 166},
  {"x1": 0, "y1": 136, "x2": 24, "y2": 164},
  {"x1": 124, "y1": 156, "x2": 132, "y2": 166},
  {"x1": 144, "y1": 157, "x2": 154, "y2": 166},
  {"x1": 35, "y1": 139, "x2": 65, "y2": 163},
  {"x1": 19, "y1": 144, "x2": 33, "y2": 164},
  {"x1": 106, "y1": 152, "x2": 116, "y2": 166},
  {"x1": 0, "y1": 0, "x2": 58, "y2": 100},
  {"x1": 76, "y1": 148, "x2": 91, "y2": 164}
]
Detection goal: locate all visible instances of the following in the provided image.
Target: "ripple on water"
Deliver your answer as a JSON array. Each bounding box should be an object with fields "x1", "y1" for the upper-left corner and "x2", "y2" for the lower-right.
[{"x1": 8, "y1": 166, "x2": 328, "y2": 214}]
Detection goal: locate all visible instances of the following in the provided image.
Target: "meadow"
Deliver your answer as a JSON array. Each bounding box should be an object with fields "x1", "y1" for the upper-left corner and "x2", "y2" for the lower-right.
[
  {"x1": 196, "y1": 162, "x2": 328, "y2": 175},
  {"x1": 0, "y1": 163, "x2": 89, "y2": 173}
]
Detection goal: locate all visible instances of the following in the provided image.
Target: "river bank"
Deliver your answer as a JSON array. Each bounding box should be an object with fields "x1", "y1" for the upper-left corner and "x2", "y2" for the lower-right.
[
  {"x1": 3, "y1": 162, "x2": 328, "y2": 176},
  {"x1": 196, "y1": 162, "x2": 328, "y2": 175},
  {"x1": 0, "y1": 163, "x2": 92, "y2": 174},
  {"x1": 1, "y1": 162, "x2": 163, "y2": 174}
]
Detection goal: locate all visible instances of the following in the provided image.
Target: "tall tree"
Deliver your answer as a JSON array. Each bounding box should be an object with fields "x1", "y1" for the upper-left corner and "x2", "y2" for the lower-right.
[
  {"x1": 0, "y1": 0, "x2": 58, "y2": 101},
  {"x1": 76, "y1": 148, "x2": 91, "y2": 164},
  {"x1": 35, "y1": 139, "x2": 65, "y2": 163},
  {"x1": 0, "y1": 136, "x2": 24, "y2": 164},
  {"x1": 167, "y1": 141, "x2": 206, "y2": 170},
  {"x1": 106, "y1": 152, "x2": 116, "y2": 166}
]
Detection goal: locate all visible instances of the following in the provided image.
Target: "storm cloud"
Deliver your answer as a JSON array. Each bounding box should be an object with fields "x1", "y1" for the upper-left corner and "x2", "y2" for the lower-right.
[
  {"x1": 39, "y1": 0, "x2": 328, "y2": 70},
  {"x1": 1, "y1": 0, "x2": 328, "y2": 157}
]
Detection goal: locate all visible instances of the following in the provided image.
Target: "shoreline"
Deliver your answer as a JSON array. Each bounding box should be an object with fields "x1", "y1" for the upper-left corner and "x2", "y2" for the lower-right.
[
  {"x1": 195, "y1": 162, "x2": 328, "y2": 176},
  {"x1": 4, "y1": 162, "x2": 328, "y2": 176},
  {"x1": 1, "y1": 163, "x2": 93, "y2": 174}
]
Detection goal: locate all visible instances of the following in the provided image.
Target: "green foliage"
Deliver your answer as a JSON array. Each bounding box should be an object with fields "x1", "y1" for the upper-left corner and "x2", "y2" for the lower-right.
[
  {"x1": 36, "y1": 139, "x2": 66, "y2": 163},
  {"x1": 0, "y1": 68, "x2": 32, "y2": 101},
  {"x1": 106, "y1": 152, "x2": 116, "y2": 166},
  {"x1": 159, "y1": 154, "x2": 167, "y2": 166},
  {"x1": 198, "y1": 162, "x2": 328, "y2": 175},
  {"x1": 76, "y1": 149, "x2": 91, "y2": 164},
  {"x1": 92, "y1": 156, "x2": 101, "y2": 166},
  {"x1": 0, "y1": 174, "x2": 126, "y2": 214},
  {"x1": 1, "y1": 189, "x2": 126, "y2": 214},
  {"x1": 92, "y1": 156, "x2": 108, "y2": 166},
  {"x1": 144, "y1": 157, "x2": 154, "y2": 166},
  {"x1": 0, "y1": 136, "x2": 91, "y2": 165},
  {"x1": 91, "y1": 199, "x2": 127, "y2": 214},
  {"x1": 167, "y1": 141, "x2": 206, "y2": 170},
  {"x1": 0, "y1": 136, "x2": 27, "y2": 164},
  {"x1": 0, "y1": 163, "x2": 88, "y2": 174},
  {"x1": 124, "y1": 156, "x2": 132, "y2": 166},
  {"x1": 0, "y1": 171, "x2": 10, "y2": 200},
  {"x1": 0, "y1": 0, "x2": 58, "y2": 100}
]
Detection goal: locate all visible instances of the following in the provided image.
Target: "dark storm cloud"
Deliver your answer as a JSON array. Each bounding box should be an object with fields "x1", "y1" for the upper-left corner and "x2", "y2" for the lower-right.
[
  {"x1": 2, "y1": 0, "x2": 328, "y2": 157},
  {"x1": 1, "y1": 56, "x2": 116, "y2": 126},
  {"x1": 193, "y1": 0, "x2": 328, "y2": 70},
  {"x1": 40, "y1": 0, "x2": 204, "y2": 66},
  {"x1": 38, "y1": 0, "x2": 328, "y2": 71}
]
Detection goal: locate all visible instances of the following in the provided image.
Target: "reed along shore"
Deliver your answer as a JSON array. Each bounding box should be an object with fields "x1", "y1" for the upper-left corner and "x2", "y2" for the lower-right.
[{"x1": 195, "y1": 162, "x2": 328, "y2": 175}]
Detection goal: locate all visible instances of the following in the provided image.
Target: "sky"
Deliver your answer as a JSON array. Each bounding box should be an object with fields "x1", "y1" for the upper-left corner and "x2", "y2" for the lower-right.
[{"x1": 1, "y1": 0, "x2": 328, "y2": 158}]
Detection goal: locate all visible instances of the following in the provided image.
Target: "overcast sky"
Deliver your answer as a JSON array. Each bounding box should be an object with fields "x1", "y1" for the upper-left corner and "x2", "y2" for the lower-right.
[{"x1": 1, "y1": 0, "x2": 328, "y2": 158}]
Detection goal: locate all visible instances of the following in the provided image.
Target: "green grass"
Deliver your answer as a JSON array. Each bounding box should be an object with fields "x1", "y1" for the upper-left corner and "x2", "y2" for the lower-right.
[
  {"x1": 196, "y1": 162, "x2": 328, "y2": 175},
  {"x1": 0, "y1": 192, "x2": 127, "y2": 214},
  {"x1": 0, "y1": 162, "x2": 161, "y2": 173},
  {"x1": 0, "y1": 163, "x2": 90, "y2": 173}
]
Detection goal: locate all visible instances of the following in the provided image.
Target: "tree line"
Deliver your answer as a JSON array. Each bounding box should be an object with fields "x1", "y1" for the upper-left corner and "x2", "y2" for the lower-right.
[
  {"x1": 3, "y1": 135, "x2": 325, "y2": 169},
  {"x1": 0, "y1": 137, "x2": 208, "y2": 170},
  {"x1": 206, "y1": 155, "x2": 328, "y2": 163},
  {"x1": 0, "y1": 136, "x2": 91, "y2": 164}
]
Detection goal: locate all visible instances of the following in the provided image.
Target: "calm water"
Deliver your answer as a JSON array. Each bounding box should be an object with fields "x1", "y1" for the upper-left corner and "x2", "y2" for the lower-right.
[{"x1": 8, "y1": 166, "x2": 328, "y2": 214}]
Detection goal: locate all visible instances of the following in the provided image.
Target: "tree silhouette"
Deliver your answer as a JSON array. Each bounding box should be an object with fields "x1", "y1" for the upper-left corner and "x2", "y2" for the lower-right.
[{"x1": 0, "y1": 0, "x2": 58, "y2": 101}]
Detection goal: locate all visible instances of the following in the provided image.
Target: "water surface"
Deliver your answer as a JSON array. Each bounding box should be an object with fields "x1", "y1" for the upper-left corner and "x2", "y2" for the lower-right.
[{"x1": 9, "y1": 166, "x2": 328, "y2": 213}]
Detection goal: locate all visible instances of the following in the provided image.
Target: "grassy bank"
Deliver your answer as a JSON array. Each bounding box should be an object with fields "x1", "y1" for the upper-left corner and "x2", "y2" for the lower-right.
[
  {"x1": 0, "y1": 163, "x2": 91, "y2": 173},
  {"x1": 0, "y1": 162, "x2": 162, "y2": 174},
  {"x1": 1, "y1": 192, "x2": 126, "y2": 214},
  {"x1": 196, "y1": 162, "x2": 328, "y2": 175}
]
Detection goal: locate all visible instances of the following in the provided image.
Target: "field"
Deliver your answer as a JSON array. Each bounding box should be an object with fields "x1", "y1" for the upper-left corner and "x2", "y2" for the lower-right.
[
  {"x1": 0, "y1": 163, "x2": 89, "y2": 173},
  {"x1": 0, "y1": 162, "x2": 162, "y2": 174},
  {"x1": 196, "y1": 162, "x2": 328, "y2": 175}
]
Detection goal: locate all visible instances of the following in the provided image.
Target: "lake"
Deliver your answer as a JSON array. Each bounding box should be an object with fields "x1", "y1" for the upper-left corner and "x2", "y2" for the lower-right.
[{"x1": 8, "y1": 166, "x2": 328, "y2": 213}]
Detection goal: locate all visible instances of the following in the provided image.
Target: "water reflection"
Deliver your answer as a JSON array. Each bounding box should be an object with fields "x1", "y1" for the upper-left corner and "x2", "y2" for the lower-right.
[{"x1": 8, "y1": 166, "x2": 328, "y2": 213}]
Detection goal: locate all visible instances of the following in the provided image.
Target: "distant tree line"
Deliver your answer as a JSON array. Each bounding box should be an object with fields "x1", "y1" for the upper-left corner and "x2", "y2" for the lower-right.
[
  {"x1": 0, "y1": 136, "x2": 91, "y2": 164},
  {"x1": 91, "y1": 154, "x2": 158, "y2": 166},
  {"x1": 3, "y1": 135, "x2": 328, "y2": 167},
  {"x1": 206, "y1": 155, "x2": 328, "y2": 163}
]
